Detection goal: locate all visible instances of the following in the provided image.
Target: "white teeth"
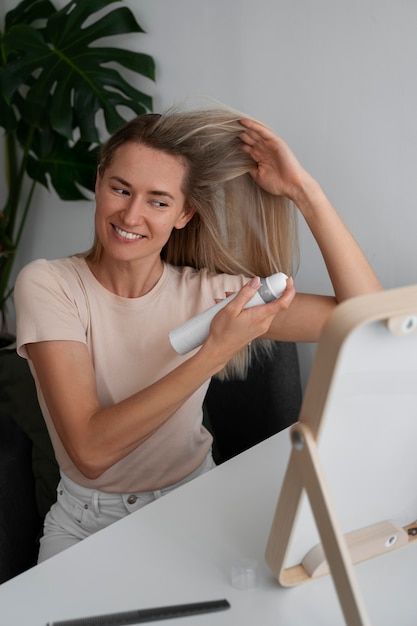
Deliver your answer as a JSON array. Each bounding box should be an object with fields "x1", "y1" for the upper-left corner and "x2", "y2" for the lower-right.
[{"x1": 114, "y1": 225, "x2": 143, "y2": 240}]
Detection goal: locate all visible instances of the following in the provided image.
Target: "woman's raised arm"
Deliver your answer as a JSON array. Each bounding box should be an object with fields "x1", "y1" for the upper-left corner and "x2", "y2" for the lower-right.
[{"x1": 239, "y1": 117, "x2": 382, "y2": 341}]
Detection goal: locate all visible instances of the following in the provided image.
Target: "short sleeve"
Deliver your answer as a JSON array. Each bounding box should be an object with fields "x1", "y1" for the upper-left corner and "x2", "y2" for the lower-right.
[{"x1": 14, "y1": 259, "x2": 88, "y2": 358}]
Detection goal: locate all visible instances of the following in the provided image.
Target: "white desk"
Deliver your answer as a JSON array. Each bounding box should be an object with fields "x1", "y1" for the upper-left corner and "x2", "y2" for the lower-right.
[{"x1": 1, "y1": 429, "x2": 416, "y2": 625}]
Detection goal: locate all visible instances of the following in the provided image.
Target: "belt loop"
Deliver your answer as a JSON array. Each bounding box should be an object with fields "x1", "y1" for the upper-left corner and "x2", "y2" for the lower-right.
[{"x1": 91, "y1": 490, "x2": 101, "y2": 516}]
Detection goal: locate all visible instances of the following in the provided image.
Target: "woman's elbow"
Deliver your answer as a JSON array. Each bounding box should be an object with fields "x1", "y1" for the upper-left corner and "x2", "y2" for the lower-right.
[{"x1": 68, "y1": 445, "x2": 111, "y2": 480}]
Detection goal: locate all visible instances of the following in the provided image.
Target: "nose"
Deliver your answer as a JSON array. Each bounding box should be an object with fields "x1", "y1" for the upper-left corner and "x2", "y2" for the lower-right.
[{"x1": 120, "y1": 196, "x2": 145, "y2": 226}]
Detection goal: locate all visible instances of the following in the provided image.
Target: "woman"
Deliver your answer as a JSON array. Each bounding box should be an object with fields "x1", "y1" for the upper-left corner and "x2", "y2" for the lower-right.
[{"x1": 14, "y1": 106, "x2": 382, "y2": 561}]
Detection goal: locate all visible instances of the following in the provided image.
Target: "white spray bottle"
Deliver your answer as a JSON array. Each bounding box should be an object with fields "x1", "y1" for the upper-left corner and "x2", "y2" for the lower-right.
[{"x1": 169, "y1": 271, "x2": 288, "y2": 355}]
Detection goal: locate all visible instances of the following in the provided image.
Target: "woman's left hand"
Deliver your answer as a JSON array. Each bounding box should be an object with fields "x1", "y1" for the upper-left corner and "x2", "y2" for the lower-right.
[{"x1": 239, "y1": 117, "x2": 312, "y2": 200}]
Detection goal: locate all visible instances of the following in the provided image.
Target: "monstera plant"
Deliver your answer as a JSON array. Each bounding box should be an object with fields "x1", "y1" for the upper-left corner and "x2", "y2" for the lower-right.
[{"x1": 0, "y1": 0, "x2": 155, "y2": 339}]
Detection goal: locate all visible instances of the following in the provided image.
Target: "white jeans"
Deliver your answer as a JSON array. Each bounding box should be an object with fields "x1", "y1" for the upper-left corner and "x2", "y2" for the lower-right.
[{"x1": 38, "y1": 453, "x2": 215, "y2": 563}]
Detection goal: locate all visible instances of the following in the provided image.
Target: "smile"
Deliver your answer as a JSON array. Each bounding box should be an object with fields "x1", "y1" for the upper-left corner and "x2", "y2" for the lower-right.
[{"x1": 112, "y1": 225, "x2": 144, "y2": 240}]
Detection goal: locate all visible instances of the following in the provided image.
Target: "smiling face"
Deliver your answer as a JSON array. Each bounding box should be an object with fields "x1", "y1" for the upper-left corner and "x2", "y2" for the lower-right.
[{"x1": 94, "y1": 142, "x2": 194, "y2": 268}]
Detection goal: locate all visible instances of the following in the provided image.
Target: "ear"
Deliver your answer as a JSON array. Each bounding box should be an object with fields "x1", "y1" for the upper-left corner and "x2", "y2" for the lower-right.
[{"x1": 174, "y1": 205, "x2": 196, "y2": 230}]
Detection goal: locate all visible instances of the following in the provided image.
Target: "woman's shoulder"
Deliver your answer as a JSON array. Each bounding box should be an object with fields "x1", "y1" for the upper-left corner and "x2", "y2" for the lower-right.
[
  {"x1": 166, "y1": 263, "x2": 247, "y2": 297},
  {"x1": 167, "y1": 264, "x2": 225, "y2": 286},
  {"x1": 166, "y1": 264, "x2": 209, "y2": 281},
  {"x1": 15, "y1": 256, "x2": 89, "y2": 299},
  {"x1": 17, "y1": 255, "x2": 83, "y2": 277}
]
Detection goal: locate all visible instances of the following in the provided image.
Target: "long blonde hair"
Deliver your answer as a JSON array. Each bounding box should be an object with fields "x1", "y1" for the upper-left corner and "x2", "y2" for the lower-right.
[{"x1": 87, "y1": 105, "x2": 299, "y2": 378}]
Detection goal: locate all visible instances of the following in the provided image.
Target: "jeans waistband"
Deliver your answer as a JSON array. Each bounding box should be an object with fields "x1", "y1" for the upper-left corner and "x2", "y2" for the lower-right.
[{"x1": 59, "y1": 451, "x2": 215, "y2": 509}]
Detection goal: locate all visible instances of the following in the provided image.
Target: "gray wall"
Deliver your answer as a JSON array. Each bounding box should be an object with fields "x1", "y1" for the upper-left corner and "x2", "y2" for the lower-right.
[{"x1": 3, "y1": 0, "x2": 417, "y2": 382}]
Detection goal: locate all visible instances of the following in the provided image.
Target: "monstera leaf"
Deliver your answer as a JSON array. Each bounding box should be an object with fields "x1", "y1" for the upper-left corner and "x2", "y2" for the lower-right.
[
  {"x1": 0, "y1": 0, "x2": 155, "y2": 320},
  {"x1": 1, "y1": 0, "x2": 154, "y2": 146},
  {"x1": 2, "y1": 1, "x2": 154, "y2": 143}
]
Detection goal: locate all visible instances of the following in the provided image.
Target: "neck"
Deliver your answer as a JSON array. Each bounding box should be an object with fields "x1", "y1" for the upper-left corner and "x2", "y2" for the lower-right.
[{"x1": 86, "y1": 256, "x2": 164, "y2": 298}]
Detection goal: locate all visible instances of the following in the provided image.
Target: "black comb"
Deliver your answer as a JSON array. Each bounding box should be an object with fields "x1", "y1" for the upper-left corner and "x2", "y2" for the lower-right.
[{"x1": 46, "y1": 599, "x2": 231, "y2": 626}]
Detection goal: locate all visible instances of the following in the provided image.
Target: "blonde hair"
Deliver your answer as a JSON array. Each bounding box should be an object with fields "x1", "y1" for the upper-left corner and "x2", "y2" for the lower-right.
[{"x1": 87, "y1": 105, "x2": 299, "y2": 378}]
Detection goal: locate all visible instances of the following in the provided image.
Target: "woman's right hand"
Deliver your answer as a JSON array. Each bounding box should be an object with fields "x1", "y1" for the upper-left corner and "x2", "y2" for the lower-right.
[{"x1": 200, "y1": 276, "x2": 295, "y2": 366}]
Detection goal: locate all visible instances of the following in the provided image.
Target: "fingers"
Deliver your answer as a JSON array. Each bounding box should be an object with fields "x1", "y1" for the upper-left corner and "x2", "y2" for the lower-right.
[
  {"x1": 228, "y1": 276, "x2": 295, "y2": 317},
  {"x1": 240, "y1": 117, "x2": 274, "y2": 136},
  {"x1": 239, "y1": 118, "x2": 284, "y2": 173},
  {"x1": 276, "y1": 276, "x2": 296, "y2": 309},
  {"x1": 239, "y1": 129, "x2": 256, "y2": 147},
  {"x1": 206, "y1": 277, "x2": 295, "y2": 357},
  {"x1": 214, "y1": 291, "x2": 235, "y2": 304},
  {"x1": 239, "y1": 130, "x2": 260, "y2": 167},
  {"x1": 239, "y1": 118, "x2": 277, "y2": 146},
  {"x1": 229, "y1": 276, "x2": 262, "y2": 311}
]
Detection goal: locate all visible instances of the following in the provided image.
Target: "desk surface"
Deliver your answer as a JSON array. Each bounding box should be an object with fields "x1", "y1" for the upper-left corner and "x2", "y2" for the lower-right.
[{"x1": 1, "y1": 430, "x2": 416, "y2": 626}]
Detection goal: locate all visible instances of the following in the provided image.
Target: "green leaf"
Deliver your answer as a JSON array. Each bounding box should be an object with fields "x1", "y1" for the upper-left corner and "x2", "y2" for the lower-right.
[
  {"x1": 1, "y1": 0, "x2": 154, "y2": 139},
  {"x1": 0, "y1": 0, "x2": 156, "y2": 315},
  {"x1": 5, "y1": 0, "x2": 55, "y2": 30},
  {"x1": 0, "y1": 95, "x2": 17, "y2": 131},
  {"x1": 48, "y1": 4, "x2": 145, "y2": 47},
  {"x1": 25, "y1": 127, "x2": 99, "y2": 201},
  {"x1": 1, "y1": 26, "x2": 52, "y2": 102}
]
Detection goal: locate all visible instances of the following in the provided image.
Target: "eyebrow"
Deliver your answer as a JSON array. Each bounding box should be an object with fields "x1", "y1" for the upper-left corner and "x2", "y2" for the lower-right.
[
  {"x1": 109, "y1": 175, "x2": 131, "y2": 187},
  {"x1": 149, "y1": 190, "x2": 176, "y2": 201},
  {"x1": 108, "y1": 176, "x2": 175, "y2": 200}
]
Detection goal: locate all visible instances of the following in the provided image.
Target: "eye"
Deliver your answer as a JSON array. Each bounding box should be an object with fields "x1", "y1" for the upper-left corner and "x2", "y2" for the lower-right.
[
  {"x1": 150, "y1": 200, "x2": 169, "y2": 209},
  {"x1": 112, "y1": 186, "x2": 129, "y2": 196}
]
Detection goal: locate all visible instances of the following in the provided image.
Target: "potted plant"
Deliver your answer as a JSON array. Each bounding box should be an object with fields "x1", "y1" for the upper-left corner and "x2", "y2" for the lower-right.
[{"x1": 0, "y1": 0, "x2": 155, "y2": 344}]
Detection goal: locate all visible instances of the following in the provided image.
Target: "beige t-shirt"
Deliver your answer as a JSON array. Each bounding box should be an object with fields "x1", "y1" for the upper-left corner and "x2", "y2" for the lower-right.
[{"x1": 14, "y1": 257, "x2": 246, "y2": 493}]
